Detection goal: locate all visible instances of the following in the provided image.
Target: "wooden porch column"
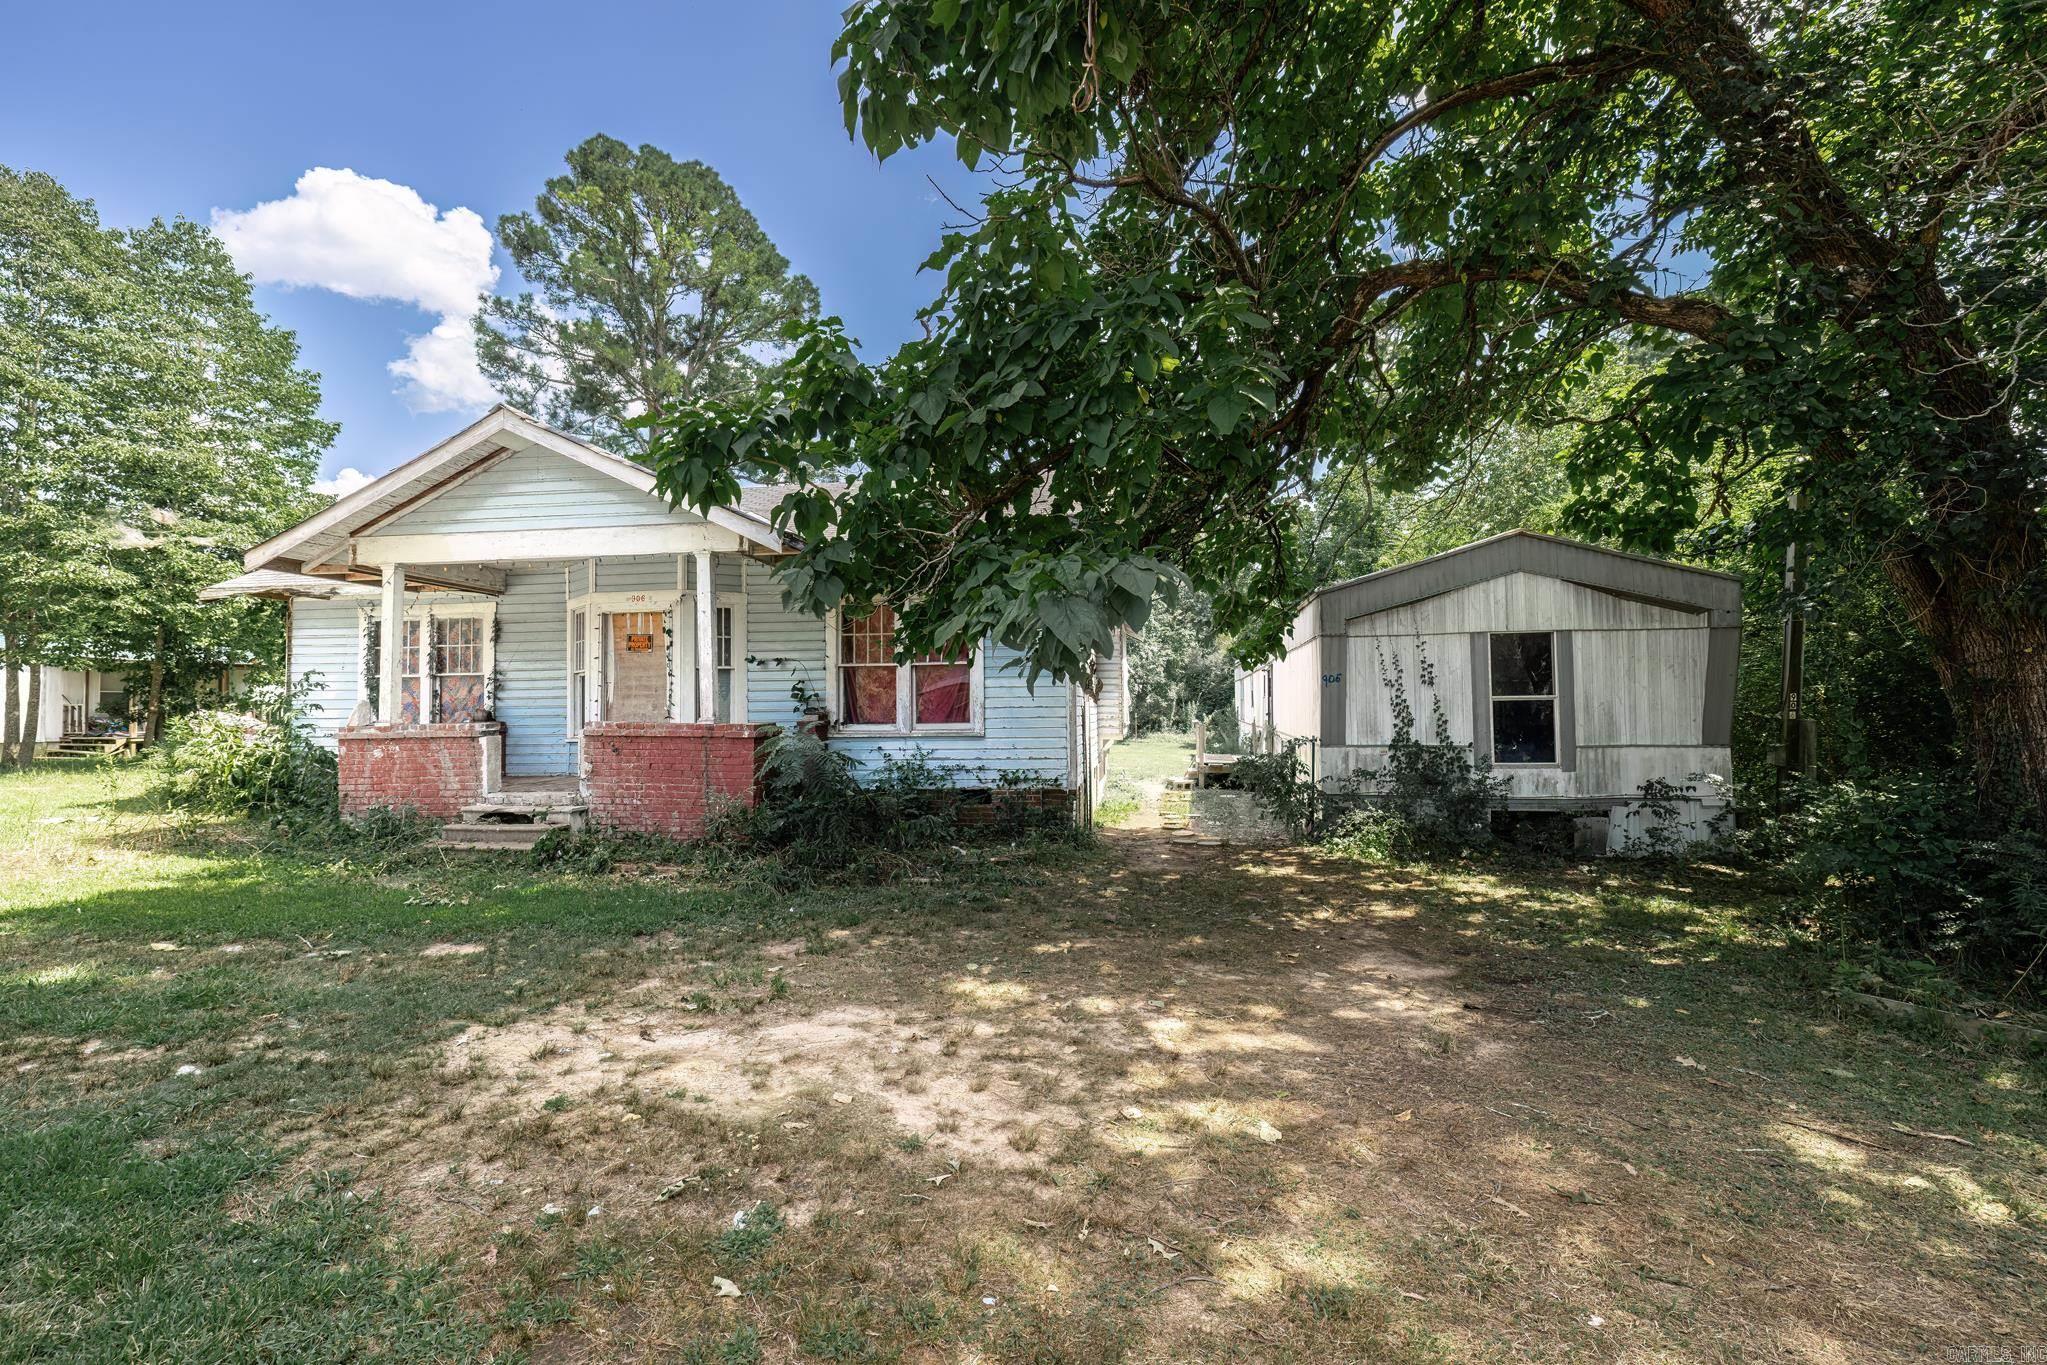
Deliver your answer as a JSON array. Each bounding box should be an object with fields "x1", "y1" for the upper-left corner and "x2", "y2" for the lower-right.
[
  {"x1": 378, "y1": 563, "x2": 406, "y2": 723},
  {"x1": 695, "y1": 549, "x2": 717, "y2": 721}
]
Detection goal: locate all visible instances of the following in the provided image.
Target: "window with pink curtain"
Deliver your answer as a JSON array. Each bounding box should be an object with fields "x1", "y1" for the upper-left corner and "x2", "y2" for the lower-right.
[
  {"x1": 839, "y1": 606, "x2": 898, "y2": 725},
  {"x1": 913, "y1": 651, "x2": 972, "y2": 725}
]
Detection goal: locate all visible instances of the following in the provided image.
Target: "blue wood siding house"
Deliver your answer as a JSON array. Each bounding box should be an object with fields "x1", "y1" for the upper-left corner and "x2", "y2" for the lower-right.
[{"x1": 202, "y1": 407, "x2": 1124, "y2": 831}]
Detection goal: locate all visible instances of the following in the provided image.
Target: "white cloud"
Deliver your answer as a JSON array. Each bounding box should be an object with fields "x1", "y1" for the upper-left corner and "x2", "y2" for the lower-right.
[
  {"x1": 213, "y1": 168, "x2": 501, "y2": 413},
  {"x1": 388, "y1": 315, "x2": 500, "y2": 411},
  {"x1": 313, "y1": 467, "x2": 375, "y2": 498}
]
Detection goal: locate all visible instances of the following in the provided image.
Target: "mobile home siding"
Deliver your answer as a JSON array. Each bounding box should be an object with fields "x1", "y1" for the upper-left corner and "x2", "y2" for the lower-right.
[{"x1": 1325, "y1": 572, "x2": 1728, "y2": 800}]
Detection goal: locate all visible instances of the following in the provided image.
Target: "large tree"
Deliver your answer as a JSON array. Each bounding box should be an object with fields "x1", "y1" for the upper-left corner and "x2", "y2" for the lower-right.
[
  {"x1": 650, "y1": 0, "x2": 2047, "y2": 814},
  {"x1": 0, "y1": 169, "x2": 330, "y2": 763},
  {"x1": 476, "y1": 135, "x2": 821, "y2": 457}
]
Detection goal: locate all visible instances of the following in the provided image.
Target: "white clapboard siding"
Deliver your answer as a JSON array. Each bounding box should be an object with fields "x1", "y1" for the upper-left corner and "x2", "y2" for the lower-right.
[
  {"x1": 1343, "y1": 633, "x2": 1472, "y2": 746},
  {"x1": 1348, "y1": 571, "x2": 1701, "y2": 636},
  {"x1": 590, "y1": 554, "x2": 683, "y2": 596},
  {"x1": 744, "y1": 564, "x2": 827, "y2": 729},
  {"x1": 377, "y1": 447, "x2": 692, "y2": 535},
  {"x1": 289, "y1": 598, "x2": 365, "y2": 746},
  {"x1": 739, "y1": 572, "x2": 1073, "y2": 786},
  {"x1": 1573, "y1": 628, "x2": 1706, "y2": 747}
]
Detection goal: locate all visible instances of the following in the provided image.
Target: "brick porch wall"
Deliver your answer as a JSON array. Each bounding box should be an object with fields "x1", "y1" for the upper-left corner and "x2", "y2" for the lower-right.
[
  {"x1": 580, "y1": 722, "x2": 770, "y2": 838},
  {"x1": 338, "y1": 722, "x2": 503, "y2": 820}
]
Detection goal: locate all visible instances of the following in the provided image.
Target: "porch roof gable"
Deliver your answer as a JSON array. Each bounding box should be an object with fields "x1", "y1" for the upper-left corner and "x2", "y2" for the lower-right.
[{"x1": 242, "y1": 405, "x2": 786, "y2": 575}]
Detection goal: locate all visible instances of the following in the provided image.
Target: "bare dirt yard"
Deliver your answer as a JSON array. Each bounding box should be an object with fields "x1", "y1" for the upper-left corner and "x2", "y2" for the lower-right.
[
  {"x1": 3, "y1": 762, "x2": 2041, "y2": 1363},
  {"x1": 364, "y1": 837, "x2": 2043, "y2": 1363}
]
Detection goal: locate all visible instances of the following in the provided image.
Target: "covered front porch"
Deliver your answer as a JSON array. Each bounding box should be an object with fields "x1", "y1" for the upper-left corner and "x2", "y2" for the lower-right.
[{"x1": 332, "y1": 540, "x2": 783, "y2": 839}]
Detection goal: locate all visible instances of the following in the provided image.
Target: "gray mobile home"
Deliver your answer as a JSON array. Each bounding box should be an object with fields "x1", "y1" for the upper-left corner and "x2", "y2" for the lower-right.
[{"x1": 1237, "y1": 531, "x2": 1741, "y2": 850}]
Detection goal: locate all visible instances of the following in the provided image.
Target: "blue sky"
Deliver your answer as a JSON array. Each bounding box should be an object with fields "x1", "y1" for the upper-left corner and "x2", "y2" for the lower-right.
[{"x1": 4, "y1": 0, "x2": 985, "y2": 489}]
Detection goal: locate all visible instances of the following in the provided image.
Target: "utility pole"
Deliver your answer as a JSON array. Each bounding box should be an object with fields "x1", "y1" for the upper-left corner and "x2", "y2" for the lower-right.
[{"x1": 1776, "y1": 488, "x2": 1810, "y2": 808}]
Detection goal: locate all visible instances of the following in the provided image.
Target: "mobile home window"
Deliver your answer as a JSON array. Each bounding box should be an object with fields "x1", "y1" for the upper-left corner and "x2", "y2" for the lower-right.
[{"x1": 1488, "y1": 632, "x2": 1557, "y2": 765}]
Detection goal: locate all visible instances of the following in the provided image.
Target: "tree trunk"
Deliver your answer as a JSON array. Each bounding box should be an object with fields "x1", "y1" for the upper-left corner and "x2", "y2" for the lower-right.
[
  {"x1": 16, "y1": 650, "x2": 42, "y2": 769},
  {"x1": 145, "y1": 624, "x2": 166, "y2": 742},
  {"x1": 1, "y1": 640, "x2": 18, "y2": 769},
  {"x1": 1887, "y1": 547, "x2": 2047, "y2": 822}
]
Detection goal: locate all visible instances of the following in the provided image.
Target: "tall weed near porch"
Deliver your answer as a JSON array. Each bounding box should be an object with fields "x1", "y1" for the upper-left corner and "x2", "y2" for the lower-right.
[
  {"x1": 155, "y1": 677, "x2": 337, "y2": 816},
  {"x1": 750, "y1": 733, "x2": 966, "y2": 877}
]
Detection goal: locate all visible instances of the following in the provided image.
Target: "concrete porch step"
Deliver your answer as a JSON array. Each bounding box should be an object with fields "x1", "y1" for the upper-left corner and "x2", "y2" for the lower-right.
[
  {"x1": 458, "y1": 796, "x2": 586, "y2": 829},
  {"x1": 434, "y1": 822, "x2": 554, "y2": 851}
]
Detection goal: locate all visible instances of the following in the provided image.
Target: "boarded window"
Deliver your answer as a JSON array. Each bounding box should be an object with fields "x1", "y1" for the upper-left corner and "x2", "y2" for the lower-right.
[{"x1": 1489, "y1": 631, "x2": 1556, "y2": 764}]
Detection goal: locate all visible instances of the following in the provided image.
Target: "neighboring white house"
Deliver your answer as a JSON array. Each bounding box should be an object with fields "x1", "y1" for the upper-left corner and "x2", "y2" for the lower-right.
[
  {"x1": 200, "y1": 405, "x2": 1129, "y2": 834},
  {"x1": 1236, "y1": 531, "x2": 1741, "y2": 850},
  {"x1": 3, "y1": 663, "x2": 138, "y2": 749}
]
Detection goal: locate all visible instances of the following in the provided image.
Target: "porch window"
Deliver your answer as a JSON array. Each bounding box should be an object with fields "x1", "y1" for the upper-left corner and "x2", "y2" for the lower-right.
[
  {"x1": 835, "y1": 604, "x2": 979, "y2": 733},
  {"x1": 1488, "y1": 631, "x2": 1557, "y2": 765},
  {"x1": 568, "y1": 608, "x2": 588, "y2": 734},
  {"x1": 714, "y1": 603, "x2": 737, "y2": 722},
  {"x1": 432, "y1": 616, "x2": 487, "y2": 722},
  {"x1": 364, "y1": 609, "x2": 492, "y2": 724}
]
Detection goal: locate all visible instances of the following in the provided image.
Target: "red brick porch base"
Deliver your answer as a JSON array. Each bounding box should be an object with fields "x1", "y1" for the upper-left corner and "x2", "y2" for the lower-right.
[
  {"x1": 580, "y1": 722, "x2": 770, "y2": 838},
  {"x1": 338, "y1": 722, "x2": 504, "y2": 820}
]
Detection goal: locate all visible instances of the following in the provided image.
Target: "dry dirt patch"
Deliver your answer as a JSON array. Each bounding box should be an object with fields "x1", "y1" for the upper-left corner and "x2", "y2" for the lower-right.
[{"x1": 328, "y1": 834, "x2": 2040, "y2": 1363}]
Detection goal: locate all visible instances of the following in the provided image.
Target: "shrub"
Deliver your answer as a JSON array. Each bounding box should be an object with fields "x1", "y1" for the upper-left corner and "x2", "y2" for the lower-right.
[
  {"x1": 1232, "y1": 739, "x2": 1323, "y2": 838},
  {"x1": 1778, "y1": 772, "x2": 2047, "y2": 989},
  {"x1": 1322, "y1": 805, "x2": 1416, "y2": 861},
  {"x1": 156, "y1": 679, "x2": 337, "y2": 816},
  {"x1": 1236, "y1": 641, "x2": 1505, "y2": 855},
  {"x1": 749, "y1": 733, "x2": 1052, "y2": 880}
]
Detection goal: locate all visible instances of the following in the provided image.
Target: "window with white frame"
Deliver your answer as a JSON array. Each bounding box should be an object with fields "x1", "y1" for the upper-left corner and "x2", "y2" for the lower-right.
[
  {"x1": 568, "y1": 608, "x2": 588, "y2": 735},
  {"x1": 1488, "y1": 631, "x2": 1557, "y2": 764},
  {"x1": 364, "y1": 606, "x2": 493, "y2": 723},
  {"x1": 713, "y1": 601, "x2": 738, "y2": 721},
  {"x1": 834, "y1": 603, "x2": 978, "y2": 733},
  {"x1": 433, "y1": 616, "x2": 487, "y2": 721}
]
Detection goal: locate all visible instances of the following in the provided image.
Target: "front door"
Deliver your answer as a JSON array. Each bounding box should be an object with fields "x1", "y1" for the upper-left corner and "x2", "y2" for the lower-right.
[{"x1": 606, "y1": 611, "x2": 668, "y2": 721}]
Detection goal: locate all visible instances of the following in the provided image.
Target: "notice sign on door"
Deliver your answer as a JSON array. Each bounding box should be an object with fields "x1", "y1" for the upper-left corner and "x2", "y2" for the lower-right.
[{"x1": 625, "y1": 633, "x2": 655, "y2": 653}]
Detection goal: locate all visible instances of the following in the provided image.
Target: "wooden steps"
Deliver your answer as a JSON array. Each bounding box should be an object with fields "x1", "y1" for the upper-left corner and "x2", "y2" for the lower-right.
[{"x1": 45, "y1": 733, "x2": 131, "y2": 761}]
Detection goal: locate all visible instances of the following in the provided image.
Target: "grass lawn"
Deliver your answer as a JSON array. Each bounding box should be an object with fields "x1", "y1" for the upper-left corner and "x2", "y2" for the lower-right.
[
  {"x1": 2, "y1": 759, "x2": 2042, "y2": 1363},
  {"x1": 1095, "y1": 730, "x2": 1200, "y2": 826}
]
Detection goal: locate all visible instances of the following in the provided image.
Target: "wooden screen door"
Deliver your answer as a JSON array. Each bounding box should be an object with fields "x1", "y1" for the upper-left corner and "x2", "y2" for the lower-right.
[{"x1": 605, "y1": 611, "x2": 668, "y2": 721}]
